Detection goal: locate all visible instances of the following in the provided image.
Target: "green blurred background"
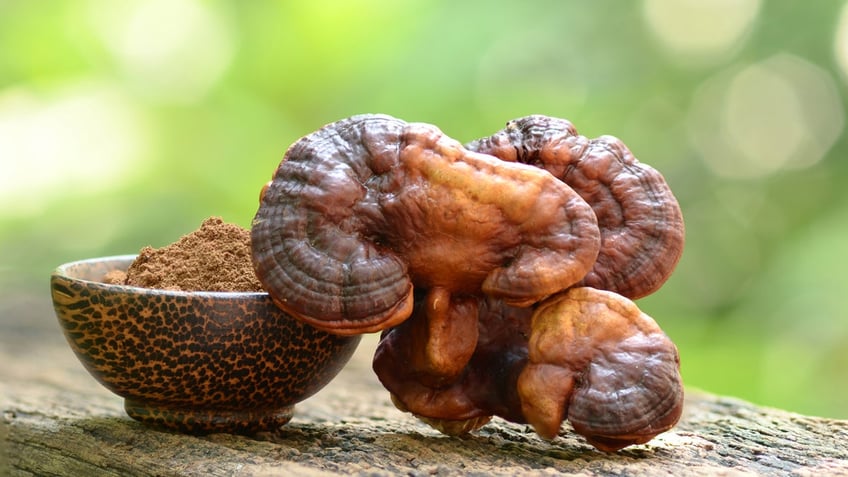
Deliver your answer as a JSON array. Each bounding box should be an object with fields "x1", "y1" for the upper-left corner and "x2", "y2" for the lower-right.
[{"x1": 2, "y1": 0, "x2": 846, "y2": 419}]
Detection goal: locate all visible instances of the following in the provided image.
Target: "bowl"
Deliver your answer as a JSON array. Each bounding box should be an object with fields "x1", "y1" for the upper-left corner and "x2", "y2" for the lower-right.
[{"x1": 50, "y1": 255, "x2": 361, "y2": 434}]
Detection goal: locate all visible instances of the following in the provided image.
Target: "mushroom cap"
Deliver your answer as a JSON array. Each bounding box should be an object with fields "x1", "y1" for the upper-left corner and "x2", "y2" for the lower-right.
[
  {"x1": 518, "y1": 287, "x2": 684, "y2": 451},
  {"x1": 252, "y1": 115, "x2": 412, "y2": 335},
  {"x1": 375, "y1": 288, "x2": 684, "y2": 452},
  {"x1": 467, "y1": 115, "x2": 685, "y2": 299},
  {"x1": 252, "y1": 114, "x2": 600, "y2": 335},
  {"x1": 253, "y1": 113, "x2": 685, "y2": 452}
]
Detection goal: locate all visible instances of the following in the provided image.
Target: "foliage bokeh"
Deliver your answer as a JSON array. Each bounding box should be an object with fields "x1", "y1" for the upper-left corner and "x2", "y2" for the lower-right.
[{"x1": 1, "y1": 0, "x2": 847, "y2": 419}]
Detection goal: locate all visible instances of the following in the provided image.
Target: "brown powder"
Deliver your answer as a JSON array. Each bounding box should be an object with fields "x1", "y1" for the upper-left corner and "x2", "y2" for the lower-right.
[
  {"x1": 102, "y1": 269, "x2": 129, "y2": 285},
  {"x1": 113, "y1": 217, "x2": 264, "y2": 292}
]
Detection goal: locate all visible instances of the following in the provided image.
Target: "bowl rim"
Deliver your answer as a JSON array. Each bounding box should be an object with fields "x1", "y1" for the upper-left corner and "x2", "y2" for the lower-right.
[{"x1": 52, "y1": 254, "x2": 272, "y2": 298}]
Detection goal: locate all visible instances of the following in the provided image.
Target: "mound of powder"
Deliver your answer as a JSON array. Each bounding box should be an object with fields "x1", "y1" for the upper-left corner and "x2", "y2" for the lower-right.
[{"x1": 107, "y1": 217, "x2": 264, "y2": 292}]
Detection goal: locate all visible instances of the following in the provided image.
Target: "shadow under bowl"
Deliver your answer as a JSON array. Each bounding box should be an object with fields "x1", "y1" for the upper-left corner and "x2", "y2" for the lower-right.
[{"x1": 50, "y1": 255, "x2": 361, "y2": 434}]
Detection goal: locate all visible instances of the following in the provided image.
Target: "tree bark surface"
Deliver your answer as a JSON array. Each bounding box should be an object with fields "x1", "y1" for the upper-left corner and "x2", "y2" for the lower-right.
[{"x1": 2, "y1": 333, "x2": 847, "y2": 477}]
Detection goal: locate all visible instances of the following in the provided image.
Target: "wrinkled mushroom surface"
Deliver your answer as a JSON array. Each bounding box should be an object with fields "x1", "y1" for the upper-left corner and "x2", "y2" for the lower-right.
[
  {"x1": 373, "y1": 293, "x2": 531, "y2": 429},
  {"x1": 467, "y1": 115, "x2": 685, "y2": 299},
  {"x1": 518, "y1": 287, "x2": 684, "y2": 451},
  {"x1": 252, "y1": 114, "x2": 600, "y2": 335},
  {"x1": 252, "y1": 113, "x2": 685, "y2": 452},
  {"x1": 373, "y1": 287, "x2": 684, "y2": 452}
]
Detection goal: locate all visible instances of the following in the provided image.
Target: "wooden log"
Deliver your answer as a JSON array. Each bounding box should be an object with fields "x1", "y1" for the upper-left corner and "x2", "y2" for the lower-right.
[{"x1": 2, "y1": 334, "x2": 847, "y2": 476}]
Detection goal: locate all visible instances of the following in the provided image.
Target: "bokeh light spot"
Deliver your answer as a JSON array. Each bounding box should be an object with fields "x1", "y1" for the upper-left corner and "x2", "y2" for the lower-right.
[
  {"x1": 724, "y1": 63, "x2": 804, "y2": 174},
  {"x1": 0, "y1": 81, "x2": 147, "y2": 217},
  {"x1": 87, "y1": 0, "x2": 234, "y2": 103},
  {"x1": 687, "y1": 54, "x2": 844, "y2": 179},
  {"x1": 642, "y1": 0, "x2": 761, "y2": 65}
]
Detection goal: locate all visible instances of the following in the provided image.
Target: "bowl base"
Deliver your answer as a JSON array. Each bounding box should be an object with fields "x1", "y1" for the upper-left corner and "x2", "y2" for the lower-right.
[{"x1": 124, "y1": 399, "x2": 294, "y2": 434}]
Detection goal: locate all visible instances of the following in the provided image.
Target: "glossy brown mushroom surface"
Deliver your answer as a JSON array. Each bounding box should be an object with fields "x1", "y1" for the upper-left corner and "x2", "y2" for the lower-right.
[
  {"x1": 251, "y1": 114, "x2": 600, "y2": 335},
  {"x1": 518, "y1": 287, "x2": 684, "y2": 451},
  {"x1": 373, "y1": 293, "x2": 530, "y2": 431},
  {"x1": 374, "y1": 288, "x2": 684, "y2": 452},
  {"x1": 467, "y1": 115, "x2": 685, "y2": 299},
  {"x1": 252, "y1": 113, "x2": 685, "y2": 452}
]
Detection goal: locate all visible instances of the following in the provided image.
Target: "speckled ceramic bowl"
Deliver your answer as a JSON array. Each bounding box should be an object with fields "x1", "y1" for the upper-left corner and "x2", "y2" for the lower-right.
[{"x1": 50, "y1": 255, "x2": 361, "y2": 434}]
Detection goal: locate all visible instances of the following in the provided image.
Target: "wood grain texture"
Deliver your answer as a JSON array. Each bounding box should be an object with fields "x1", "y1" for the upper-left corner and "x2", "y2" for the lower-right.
[{"x1": 2, "y1": 333, "x2": 848, "y2": 476}]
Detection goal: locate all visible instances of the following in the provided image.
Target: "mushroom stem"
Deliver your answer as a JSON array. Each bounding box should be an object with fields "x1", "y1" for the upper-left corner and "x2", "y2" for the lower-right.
[
  {"x1": 515, "y1": 363, "x2": 575, "y2": 439},
  {"x1": 410, "y1": 288, "x2": 479, "y2": 387}
]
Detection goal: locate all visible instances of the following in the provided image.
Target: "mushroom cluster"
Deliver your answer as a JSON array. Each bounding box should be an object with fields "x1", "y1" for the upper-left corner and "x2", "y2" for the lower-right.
[{"x1": 251, "y1": 114, "x2": 685, "y2": 452}]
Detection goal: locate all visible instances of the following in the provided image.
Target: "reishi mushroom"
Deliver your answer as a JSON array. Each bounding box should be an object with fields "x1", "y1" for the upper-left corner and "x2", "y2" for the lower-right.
[
  {"x1": 373, "y1": 287, "x2": 683, "y2": 452},
  {"x1": 251, "y1": 114, "x2": 600, "y2": 335},
  {"x1": 467, "y1": 115, "x2": 684, "y2": 299},
  {"x1": 250, "y1": 114, "x2": 685, "y2": 452},
  {"x1": 517, "y1": 287, "x2": 683, "y2": 451}
]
